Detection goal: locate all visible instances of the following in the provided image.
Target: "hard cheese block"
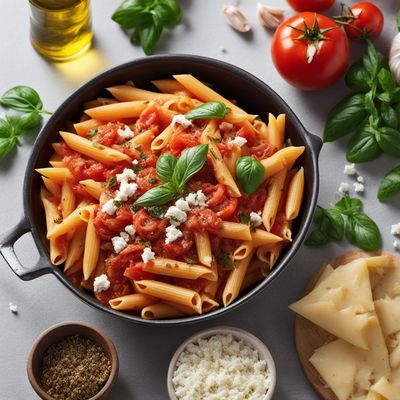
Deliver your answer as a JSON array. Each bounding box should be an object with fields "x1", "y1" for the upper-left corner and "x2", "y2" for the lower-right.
[{"x1": 290, "y1": 259, "x2": 375, "y2": 349}]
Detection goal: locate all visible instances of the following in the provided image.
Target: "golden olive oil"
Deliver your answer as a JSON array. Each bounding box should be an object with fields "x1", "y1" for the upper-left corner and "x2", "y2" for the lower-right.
[{"x1": 29, "y1": 0, "x2": 93, "y2": 62}]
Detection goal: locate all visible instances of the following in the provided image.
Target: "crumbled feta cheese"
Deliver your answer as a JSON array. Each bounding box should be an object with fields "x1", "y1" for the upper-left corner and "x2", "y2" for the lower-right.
[
  {"x1": 175, "y1": 198, "x2": 191, "y2": 212},
  {"x1": 8, "y1": 302, "x2": 18, "y2": 313},
  {"x1": 171, "y1": 114, "x2": 193, "y2": 128},
  {"x1": 172, "y1": 334, "x2": 270, "y2": 400},
  {"x1": 120, "y1": 231, "x2": 130, "y2": 242},
  {"x1": 116, "y1": 168, "x2": 136, "y2": 183},
  {"x1": 115, "y1": 182, "x2": 138, "y2": 201},
  {"x1": 250, "y1": 211, "x2": 263, "y2": 227},
  {"x1": 394, "y1": 240, "x2": 400, "y2": 251},
  {"x1": 93, "y1": 274, "x2": 110, "y2": 293},
  {"x1": 228, "y1": 136, "x2": 247, "y2": 147},
  {"x1": 353, "y1": 182, "x2": 365, "y2": 193},
  {"x1": 338, "y1": 182, "x2": 350, "y2": 194},
  {"x1": 165, "y1": 206, "x2": 187, "y2": 226},
  {"x1": 165, "y1": 225, "x2": 183, "y2": 244},
  {"x1": 132, "y1": 159, "x2": 139, "y2": 166},
  {"x1": 112, "y1": 236, "x2": 127, "y2": 254},
  {"x1": 344, "y1": 163, "x2": 357, "y2": 175},
  {"x1": 391, "y1": 223, "x2": 400, "y2": 236},
  {"x1": 124, "y1": 224, "x2": 136, "y2": 236},
  {"x1": 142, "y1": 247, "x2": 155, "y2": 264},
  {"x1": 101, "y1": 199, "x2": 118, "y2": 216},
  {"x1": 219, "y1": 122, "x2": 233, "y2": 132},
  {"x1": 185, "y1": 190, "x2": 207, "y2": 208},
  {"x1": 117, "y1": 125, "x2": 134, "y2": 140},
  {"x1": 357, "y1": 176, "x2": 364, "y2": 183}
]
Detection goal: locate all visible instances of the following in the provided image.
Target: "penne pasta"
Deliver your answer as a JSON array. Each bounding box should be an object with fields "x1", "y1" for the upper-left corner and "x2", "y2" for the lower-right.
[
  {"x1": 51, "y1": 142, "x2": 64, "y2": 156},
  {"x1": 109, "y1": 293, "x2": 158, "y2": 311},
  {"x1": 107, "y1": 85, "x2": 177, "y2": 103},
  {"x1": 79, "y1": 179, "x2": 104, "y2": 200},
  {"x1": 233, "y1": 242, "x2": 255, "y2": 261},
  {"x1": 85, "y1": 100, "x2": 148, "y2": 120},
  {"x1": 60, "y1": 131, "x2": 131, "y2": 165},
  {"x1": 151, "y1": 79, "x2": 190, "y2": 95},
  {"x1": 194, "y1": 231, "x2": 212, "y2": 267},
  {"x1": 73, "y1": 118, "x2": 102, "y2": 137},
  {"x1": 127, "y1": 129, "x2": 155, "y2": 148},
  {"x1": 262, "y1": 169, "x2": 287, "y2": 231},
  {"x1": 201, "y1": 294, "x2": 219, "y2": 313},
  {"x1": 151, "y1": 125, "x2": 177, "y2": 151},
  {"x1": 141, "y1": 302, "x2": 186, "y2": 320},
  {"x1": 223, "y1": 251, "x2": 255, "y2": 307},
  {"x1": 285, "y1": 167, "x2": 305, "y2": 221},
  {"x1": 223, "y1": 144, "x2": 241, "y2": 178},
  {"x1": 241, "y1": 268, "x2": 264, "y2": 293},
  {"x1": 142, "y1": 257, "x2": 217, "y2": 281},
  {"x1": 61, "y1": 181, "x2": 76, "y2": 218},
  {"x1": 217, "y1": 222, "x2": 252, "y2": 241},
  {"x1": 134, "y1": 280, "x2": 202, "y2": 314},
  {"x1": 261, "y1": 146, "x2": 305, "y2": 179},
  {"x1": 49, "y1": 160, "x2": 65, "y2": 168},
  {"x1": 64, "y1": 224, "x2": 86, "y2": 272},
  {"x1": 47, "y1": 205, "x2": 96, "y2": 239},
  {"x1": 42, "y1": 176, "x2": 61, "y2": 199},
  {"x1": 36, "y1": 167, "x2": 74, "y2": 184},
  {"x1": 82, "y1": 208, "x2": 101, "y2": 280}
]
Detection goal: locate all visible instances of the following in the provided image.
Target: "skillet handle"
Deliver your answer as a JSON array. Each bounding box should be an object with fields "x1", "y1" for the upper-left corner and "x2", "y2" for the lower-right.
[
  {"x1": 306, "y1": 131, "x2": 323, "y2": 155},
  {"x1": 0, "y1": 216, "x2": 53, "y2": 281}
]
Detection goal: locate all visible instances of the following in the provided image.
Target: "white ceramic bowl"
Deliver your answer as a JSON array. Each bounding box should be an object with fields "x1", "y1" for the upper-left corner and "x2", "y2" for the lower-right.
[{"x1": 167, "y1": 326, "x2": 276, "y2": 400}]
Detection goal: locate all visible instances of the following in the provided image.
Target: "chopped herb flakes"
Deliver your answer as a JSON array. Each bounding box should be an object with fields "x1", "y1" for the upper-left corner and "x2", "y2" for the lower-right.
[
  {"x1": 210, "y1": 148, "x2": 220, "y2": 160},
  {"x1": 140, "y1": 152, "x2": 147, "y2": 160},
  {"x1": 107, "y1": 176, "x2": 117, "y2": 188},
  {"x1": 208, "y1": 136, "x2": 222, "y2": 143},
  {"x1": 217, "y1": 251, "x2": 236, "y2": 269},
  {"x1": 134, "y1": 145, "x2": 142, "y2": 151},
  {"x1": 88, "y1": 127, "x2": 98, "y2": 139},
  {"x1": 133, "y1": 166, "x2": 143, "y2": 173},
  {"x1": 40, "y1": 334, "x2": 111, "y2": 400},
  {"x1": 147, "y1": 206, "x2": 165, "y2": 219},
  {"x1": 92, "y1": 141, "x2": 102, "y2": 149},
  {"x1": 130, "y1": 205, "x2": 140, "y2": 213},
  {"x1": 185, "y1": 257, "x2": 196, "y2": 264},
  {"x1": 148, "y1": 177, "x2": 158, "y2": 184},
  {"x1": 239, "y1": 211, "x2": 250, "y2": 224},
  {"x1": 113, "y1": 200, "x2": 123, "y2": 208},
  {"x1": 121, "y1": 141, "x2": 131, "y2": 148}
]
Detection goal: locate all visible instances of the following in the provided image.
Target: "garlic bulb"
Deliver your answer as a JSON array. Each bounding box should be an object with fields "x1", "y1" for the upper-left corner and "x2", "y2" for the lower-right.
[
  {"x1": 257, "y1": 3, "x2": 285, "y2": 30},
  {"x1": 223, "y1": 5, "x2": 251, "y2": 33},
  {"x1": 389, "y1": 33, "x2": 400, "y2": 85}
]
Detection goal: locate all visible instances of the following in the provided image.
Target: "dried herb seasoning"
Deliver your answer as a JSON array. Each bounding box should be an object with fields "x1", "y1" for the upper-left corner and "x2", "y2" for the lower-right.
[{"x1": 40, "y1": 334, "x2": 111, "y2": 400}]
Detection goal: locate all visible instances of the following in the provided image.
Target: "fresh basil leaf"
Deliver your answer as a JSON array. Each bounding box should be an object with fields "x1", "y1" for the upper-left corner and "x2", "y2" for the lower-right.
[
  {"x1": 134, "y1": 182, "x2": 176, "y2": 206},
  {"x1": 335, "y1": 195, "x2": 362, "y2": 215},
  {"x1": 323, "y1": 94, "x2": 367, "y2": 142},
  {"x1": 378, "y1": 68, "x2": 396, "y2": 94},
  {"x1": 320, "y1": 208, "x2": 344, "y2": 241},
  {"x1": 0, "y1": 86, "x2": 44, "y2": 114},
  {"x1": 17, "y1": 112, "x2": 42, "y2": 133},
  {"x1": 156, "y1": 153, "x2": 177, "y2": 182},
  {"x1": 236, "y1": 156, "x2": 265, "y2": 195},
  {"x1": 345, "y1": 58, "x2": 371, "y2": 92},
  {"x1": 139, "y1": 14, "x2": 163, "y2": 55},
  {"x1": 378, "y1": 165, "x2": 400, "y2": 200},
  {"x1": 363, "y1": 43, "x2": 387, "y2": 81},
  {"x1": 306, "y1": 228, "x2": 330, "y2": 246},
  {"x1": 346, "y1": 213, "x2": 381, "y2": 251},
  {"x1": 151, "y1": 0, "x2": 181, "y2": 27},
  {"x1": 172, "y1": 144, "x2": 208, "y2": 188},
  {"x1": 0, "y1": 116, "x2": 24, "y2": 138},
  {"x1": 130, "y1": 29, "x2": 141, "y2": 44},
  {"x1": 346, "y1": 124, "x2": 382, "y2": 163},
  {"x1": 0, "y1": 136, "x2": 18, "y2": 159},
  {"x1": 381, "y1": 103, "x2": 398, "y2": 129},
  {"x1": 111, "y1": 0, "x2": 150, "y2": 28},
  {"x1": 375, "y1": 127, "x2": 400, "y2": 158},
  {"x1": 185, "y1": 102, "x2": 230, "y2": 121}
]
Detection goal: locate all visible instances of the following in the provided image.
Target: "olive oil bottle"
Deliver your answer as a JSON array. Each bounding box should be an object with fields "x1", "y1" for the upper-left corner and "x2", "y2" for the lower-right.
[{"x1": 29, "y1": 0, "x2": 93, "y2": 62}]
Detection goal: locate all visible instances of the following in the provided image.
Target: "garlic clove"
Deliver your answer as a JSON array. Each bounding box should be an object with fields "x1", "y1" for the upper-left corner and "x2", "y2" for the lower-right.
[
  {"x1": 257, "y1": 3, "x2": 285, "y2": 30},
  {"x1": 223, "y1": 5, "x2": 252, "y2": 33},
  {"x1": 389, "y1": 33, "x2": 400, "y2": 85}
]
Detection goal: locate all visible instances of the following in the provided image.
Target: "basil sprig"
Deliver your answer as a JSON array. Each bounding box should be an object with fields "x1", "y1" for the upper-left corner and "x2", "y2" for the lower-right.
[
  {"x1": 306, "y1": 195, "x2": 381, "y2": 251},
  {"x1": 324, "y1": 42, "x2": 400, "y2": 163},
  {"x1": 378, "y1": 165, "x2": 400, "y2": 200},
  {"x1": 135, "y1": 144, "x2": 208, "y2": 206},
  {"x1": 184, "y1": 102, "x2": 230, "y2": 120},
  {"x1": 0, "y1": 86, "x2": 50, "y2": 159},
  {"x1": 112, "y1": 0, "x2": 182, "y2": 55},
  {"x1": 235, "y1": 156, "x2": 265, "y2": 195}
]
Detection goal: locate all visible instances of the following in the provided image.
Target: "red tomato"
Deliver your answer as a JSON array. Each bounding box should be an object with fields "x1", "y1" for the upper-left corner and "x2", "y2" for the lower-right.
[
  {"x1": 169, "y1": 131, "x2": 201, "y2": 156},
  {"x1": 63, "y1": 150, "x2": 108, "y2": 182},
  {"x1": 133, "y1": 209, "x2": 168, "y2": 241},
  {"x1": 137, "y1": 104, "x2": 162, "y2": 134},
  {"x1": 271, "y1": 13, "x2": 349, "y2": 90},
  {"x1": 343, "y1": 2, "x2": 384, "y2": 40},
  {"x1": 124, "y1": 262, "x2": 157, "y2": 281},
  {"x1": 287, "y1": 0, "x2": 335, "y2": 12},
  {"x1": 249, "y1": 141, "x2": 277, "y2": 160},
  {"x1": 91, "y1": 122, "x2": 121, "y2": 146},
  {"x1": 94, "y1": 205, "x2": 133, "y2": 240},
  {"x1": 185, "y1": 209, "x2": 222, "y2": 232},
  {"x1": 162, "y1": 228, "x2": 194, "y2": 258}
]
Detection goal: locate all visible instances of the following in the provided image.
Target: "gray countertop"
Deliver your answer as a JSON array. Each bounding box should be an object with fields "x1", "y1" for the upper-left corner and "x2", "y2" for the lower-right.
[{"x1": 0, "y1": 1, "x2": 398, "y2": 399}]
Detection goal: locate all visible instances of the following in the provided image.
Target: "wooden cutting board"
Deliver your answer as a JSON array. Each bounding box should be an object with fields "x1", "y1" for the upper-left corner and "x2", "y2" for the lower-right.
[{"x1": 294, "y1": 249, "x2": 399, "y2": 400}]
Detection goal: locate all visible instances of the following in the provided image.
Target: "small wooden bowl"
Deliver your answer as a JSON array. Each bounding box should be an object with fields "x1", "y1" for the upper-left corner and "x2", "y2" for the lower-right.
[
  {"x1": 27, "y1": 321, "x2": 119, "y2": 400},
  {"x1": 167, "y1": 326, "x2": 276, "y2": 400}
]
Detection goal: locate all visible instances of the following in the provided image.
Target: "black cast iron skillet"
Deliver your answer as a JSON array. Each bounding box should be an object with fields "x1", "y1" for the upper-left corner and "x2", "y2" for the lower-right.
[{"x1": 0, "y1": 55, "x2": 322, "y2": 326}]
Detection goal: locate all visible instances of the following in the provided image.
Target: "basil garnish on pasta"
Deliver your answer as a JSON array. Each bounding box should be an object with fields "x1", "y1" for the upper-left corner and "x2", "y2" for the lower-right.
[{"x1": 184, "y1": 102, "x2": 230, "y2": 121}]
